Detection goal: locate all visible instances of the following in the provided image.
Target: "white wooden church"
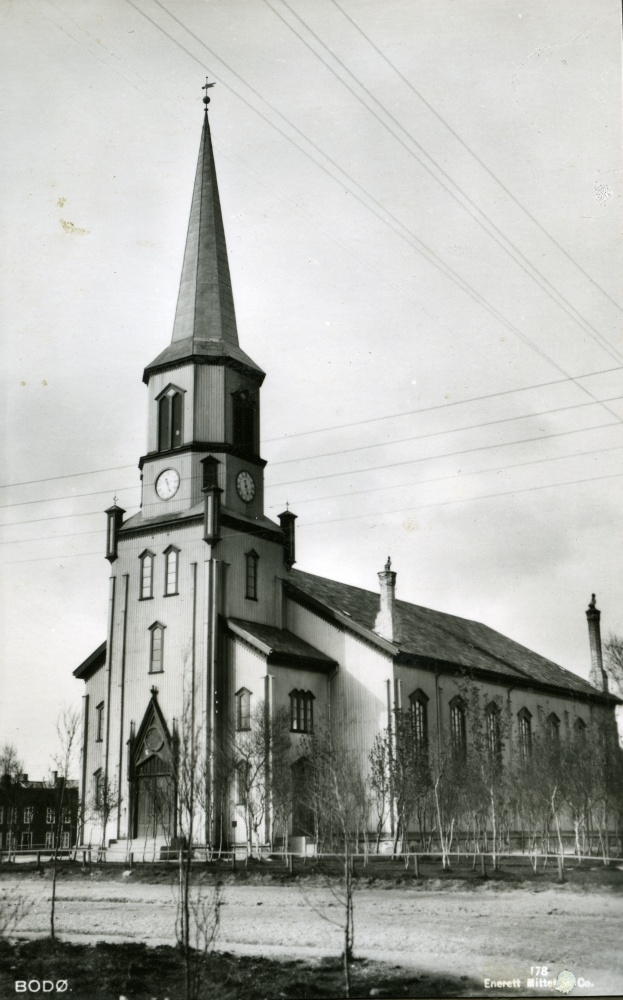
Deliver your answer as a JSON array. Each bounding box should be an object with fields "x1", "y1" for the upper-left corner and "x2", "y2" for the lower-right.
[{"x1": 74, "y1": 96, "x2": 618, "y2": 857}]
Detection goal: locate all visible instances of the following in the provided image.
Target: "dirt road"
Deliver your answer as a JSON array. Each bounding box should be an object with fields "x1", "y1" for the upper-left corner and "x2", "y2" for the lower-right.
[{"x1": 4, "y1": 878, "x2": 623, "y2": 996}]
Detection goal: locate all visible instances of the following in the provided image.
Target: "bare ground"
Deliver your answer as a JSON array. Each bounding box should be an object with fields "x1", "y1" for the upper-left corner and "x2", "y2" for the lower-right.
[{"x1": 1, "y1": 870, "x2": 622, "y2": 997}]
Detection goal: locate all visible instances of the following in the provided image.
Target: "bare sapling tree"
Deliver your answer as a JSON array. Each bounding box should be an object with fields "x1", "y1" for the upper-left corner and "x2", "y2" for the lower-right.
[
  {"x1": 90, "y1": 773, "x2": 120, "y2": 853},
  {"x1": 604, "y1": 633, "x2": 623, "y2": 702},
  {"x1": 49, "y1": 706, "x2": 80, "y2": 941},
  {"x1": 228, "y1": 704, "x2": 272, "y2": 857},
  {"x1": 174, "y1": 696, "x2": 223, "y2": 1000},
  {"x1": 465, "y1": 689, "x2": 510, "y2": 869},
  {"x1": 368, "y1": 731, "x2": 390, "y2": 853},
  {"x1": 299, "y1": 721, "x2": 366, "y2": 999},
  {"x1": 0, "y1": 743, "x2": 24, "y2": 862},
  {"x1": 268, "y1": 708, "x2": 294, "y2": 855}
]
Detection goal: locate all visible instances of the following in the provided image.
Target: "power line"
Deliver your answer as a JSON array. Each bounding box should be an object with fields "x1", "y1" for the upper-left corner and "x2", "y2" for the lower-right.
[
  {"x1": 268, "y1": 0, "x2": 622, "y2": 363},
  {"x1": 268, "y1": 443, "x2": 623, "y2": 509},
  {"x1": 0, "y1": 484, "x2": 140, "y2": 511},
  {"x1": 269, "y1": 395, "x2": 623, "y2": 467},
  {"x1": 0, "y1": 505, "x2": 140, "y2": 531},
  {"x1": 299, "y1": 472, "x2": 623, "y2": 528},
  {"x1": 270, "y1": 419, "x2": 622, "y2": 490},
  {"x1": 331, "y1": 0, "x2": 623, "y2": 317},
  {"x1": 0, "y1": 463, "x2": 135, "y2": 492},
  {"x1": 131, "y1": 1, "x2": 622, "y2": 426}
]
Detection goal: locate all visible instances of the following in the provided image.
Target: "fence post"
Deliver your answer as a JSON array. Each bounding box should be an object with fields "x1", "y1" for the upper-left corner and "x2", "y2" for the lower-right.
[
  {"x1": 288, "y1": 853, "x2": 294, "y2": 874},
  {"x1": 36, "y1": 851, "x2": 41, "y2": 871},
  {"x1": 558, "y1": 854, "x2": 565, "y2": 883},
  {"x1": 414, "y1": 853, "x2": 419, "y2": 878},
  {"x1": 481, "y1": 853, "x2": 486, "y2": 877}
]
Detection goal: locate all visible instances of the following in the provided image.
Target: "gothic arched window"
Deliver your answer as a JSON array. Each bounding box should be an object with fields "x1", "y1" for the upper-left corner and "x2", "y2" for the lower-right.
[
  {"x1": 450, "y1": 696, "x2": 467, "y2": 757},
  {"x1": 148, "y1": 622, "x2": 165, "y2": 674},
  {"x1": 236, "y1": 688, "x2": 251, "y2": 731},
  {"x1": 548, "y1": 712, "x2": 561, "y2": 741},
  {"x1": 574, "y1": 717, "x2": 587, "y2": 739},
  {"x1": 290, "y1": 690, "x2": 314, "y2": 733},
  {"x1": 158, "y1": 386, "x2": 184, "y2": 452},
  {"x1": 139, "y1": 550, "x2": 154, "y2": 600},
  {"x1": 163, "y1": 546, "x2": 179, "y2": 596},
  {"x1": 485, "y1": 702, "x2": 502, "y2": 759},
  {"x1": 518, "y1": 708, "x2": 532, "y2": 759},
  {"x1": 245, "y1": 550, "x2": 259, "y2": 601},
  {"x1": 409, "y1": 689, "x2": 429, "y2": 752}
]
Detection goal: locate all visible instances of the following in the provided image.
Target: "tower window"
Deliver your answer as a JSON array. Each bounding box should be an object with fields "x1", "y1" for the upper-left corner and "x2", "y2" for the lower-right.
[
  {"x1": 290, "y1": 690, "x2": 314, "y2": 733},
  {"x1": 232, "y1": 390, "x2": 256, "y2": 453},
  {"x1": 450, "y1": 697, "x2": 466, "y2": 758},
  {"x1": 236, "y1": 688, "x2": 251, "y2": 731},
  {"x1": 409, "y1": 689, "x2": 429, "y2": 752},
  {"x1": 158, "y1": 387, "x2": 184, "y2": 452},
  {"x1": 149, "y1": 622, "x2": 165, "y2": 674},
  {"x1": 139, "y1": 551, "x2": 154, "y2": 600},
  {"x1": 95, "y1": 702, "x2": 104, "y2": 743},
  {"x1": 518, "y1": 708, "x2": 532, "y2": 759},
  {"x1": 164, "y1": 546, "x2": 179, "y2": 596},
  {"x1": 245, "y1": 550, "x2": 259, "y2": 600},
  {"x1": 485, "y1": 702, "x2": 501, "y2": 759}
]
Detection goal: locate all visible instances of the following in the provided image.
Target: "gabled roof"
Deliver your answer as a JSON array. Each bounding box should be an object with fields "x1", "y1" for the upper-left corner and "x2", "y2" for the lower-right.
[
  {"x1": 143, "y1": 111, "x2": 263, "y2": 383},
  {"x1": 73, "y1": 641, "x2": 106, "y2": 680},
  {"x1": 226, "y1": 617, "x2": 337, "y2": 673},
  {"x1": 287, "y1": 569, "x2": 617, "y2": 703}
]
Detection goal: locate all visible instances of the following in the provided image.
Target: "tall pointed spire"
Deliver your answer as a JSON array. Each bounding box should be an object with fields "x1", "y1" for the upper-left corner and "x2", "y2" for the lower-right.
[{"x1": 144, "y1": 86, "x2": 263, "y2": 382}]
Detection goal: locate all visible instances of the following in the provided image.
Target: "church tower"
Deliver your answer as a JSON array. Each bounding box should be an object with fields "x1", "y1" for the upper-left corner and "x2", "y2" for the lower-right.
[{"x1": 76, "y1": 86, "x2": 293, "y2": 853}]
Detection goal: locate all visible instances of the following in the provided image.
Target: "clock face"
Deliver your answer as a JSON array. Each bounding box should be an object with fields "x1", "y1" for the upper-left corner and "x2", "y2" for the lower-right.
[
  {"x1": 155, "y1": 468, "x2": 180, "y2": 500},
  {"x1": 236, "y1": 470, "x2": 256, "y2": 503}
]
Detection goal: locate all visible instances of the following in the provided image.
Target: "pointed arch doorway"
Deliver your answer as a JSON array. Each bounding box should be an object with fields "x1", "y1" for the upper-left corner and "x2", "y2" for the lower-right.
[{"x1": 132, "y1": 692, "x2": 175, "y2": 841}]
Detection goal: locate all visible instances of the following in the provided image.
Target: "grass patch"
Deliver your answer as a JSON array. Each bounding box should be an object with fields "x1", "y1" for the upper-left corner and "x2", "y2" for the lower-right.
[{"x1": 0, "y1": 939, "x2": 482, "y2": 999}]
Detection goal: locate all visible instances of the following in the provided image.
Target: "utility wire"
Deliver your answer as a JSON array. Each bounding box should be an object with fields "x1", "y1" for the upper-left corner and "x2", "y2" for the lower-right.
[
  {"x1": 268, "y1": 443, "x2": 623, "y2": 509},
  {"x1": 268, "y1": 0, "x2": 622, "y2": 363},
  {"x1": 5, "y1": 469, "x2": 620, "y2": 563},
  {"x1": 129, "y1": 0, "x2": 622, "y2": 426},
  {"x1": 270, "y1": 420, "x2": 622, "y2": 489},
  {"x1": 299, "y1": 472, "x2": 623, "y2": 528},
  {"x1": 3, "y1": 367, "x2": 620, "y2": 500},
  {"x1": 269, "y1": 395, "x2": 623, "y2": 467},
  {"x1": 7, "y1": 443, "x2": 620, "y2": 542},
  {"x1": 331, "y1": 0, "x2": 623, "y2": 316}
]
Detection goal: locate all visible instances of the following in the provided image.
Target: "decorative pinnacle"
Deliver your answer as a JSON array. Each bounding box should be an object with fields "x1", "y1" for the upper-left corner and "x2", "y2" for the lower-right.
[
  {"x1": 202, "y1": 75, "x2": 216, "y2": 110},
  {"x1": 385, "y1": 556, "x2": 392, "y2": 572}
]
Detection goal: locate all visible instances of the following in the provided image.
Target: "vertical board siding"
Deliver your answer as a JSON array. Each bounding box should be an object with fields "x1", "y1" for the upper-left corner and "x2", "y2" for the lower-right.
[
  {"x1": 285, "y1": 598, "x2": 391, "y2": 778},
  {"x1": 146, "y1": 364, "x2": 195, "y2": 453},
  {"x1": 195, "y1": 366, "x2": 225, "y2": 442}
]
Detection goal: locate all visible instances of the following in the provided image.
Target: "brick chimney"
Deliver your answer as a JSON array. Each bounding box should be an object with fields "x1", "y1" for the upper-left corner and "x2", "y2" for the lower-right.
[
  {"x1": 375, "y1": 557, "x2": 397, "y2": 642},
  {"x1": 586, "y1": 594, "x2": 608, "y2": 692}
]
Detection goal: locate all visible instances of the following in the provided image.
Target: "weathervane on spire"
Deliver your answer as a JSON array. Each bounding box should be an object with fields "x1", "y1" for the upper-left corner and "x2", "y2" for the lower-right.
[{"x1": 202, "y1": 75, "x2": 216, "y2": 110}]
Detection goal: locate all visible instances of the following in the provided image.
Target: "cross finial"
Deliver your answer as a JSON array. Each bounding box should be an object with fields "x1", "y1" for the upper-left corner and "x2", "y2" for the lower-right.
[
  {"x1": 150, "y1": 685, "x2": 158, "y2": 697},
  {"x1": 112, "y1": 495, "x2": 118, "y2": 506},
  {"x1": 202, "y1": 75, "x2": 215, "y2": 110},
  {"x1": 385, "y1": 556, "x2": 392, "y2": 572}
]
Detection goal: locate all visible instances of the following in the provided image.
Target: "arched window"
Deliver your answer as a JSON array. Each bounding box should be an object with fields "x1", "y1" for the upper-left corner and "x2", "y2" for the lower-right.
[
  {"x1": 232, "y1": 390, "x2": 256, "y2": 453},
  {"x1": 149, "y1": 622, "x2": 165, "y2": 674},
  {"x1": 409, "y1": 689, "x2": 429, "y2": 752},
  {"x1": 518, "y1": 708, "x2": 532, "y2": 758},
  {"x1": 450, "y1": 696, "x2": 467, "y2": 757},
  {"x1": 290, "y1": 690, "x2": 314, "y2": 733},
  {"x1": 164, "y1": 546, "x2": 179, "y2": 596},
  {"x1": 485, "y1": 702, "x2": 502, "y2": 758},
  {"x1": 245, "y1": 550, "x2": 259, "y2": 601},
  {"x1": 236, "y1": 689, "x2": 251, "y2": 731},
  {"x1": 574, "y1": 717, "x2": 587, "y2": 738},
  {"x1": 139, "y1": 550, "x2": 154, "y2": 600},
  {"x1": 158, "y1": 387, "x2": 184, "y2": 452},
  {"x1": 548, "y1": 712, "x2": 561, "y2": 741}
]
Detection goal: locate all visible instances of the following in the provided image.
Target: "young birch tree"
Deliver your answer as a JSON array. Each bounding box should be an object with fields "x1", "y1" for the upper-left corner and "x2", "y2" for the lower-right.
[{"x1": 49, "y1": 706, "x2": 80, "y2": 941}]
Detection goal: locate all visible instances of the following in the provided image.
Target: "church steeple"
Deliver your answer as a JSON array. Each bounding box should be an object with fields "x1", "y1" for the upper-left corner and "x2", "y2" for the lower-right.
[{"x1": 143, "y1": 87, "x2": 263, "y2": 383}]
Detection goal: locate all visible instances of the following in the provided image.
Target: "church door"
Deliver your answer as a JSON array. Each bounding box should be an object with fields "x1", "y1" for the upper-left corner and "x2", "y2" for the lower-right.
[{"x1": 135, "y1": 754, "x2": 174, "y2": 840}]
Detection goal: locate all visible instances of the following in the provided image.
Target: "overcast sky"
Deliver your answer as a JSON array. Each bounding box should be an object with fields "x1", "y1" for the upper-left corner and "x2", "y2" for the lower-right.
[{"x1": 1, "y1": 0, "x2": 622, "y2": 776}]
